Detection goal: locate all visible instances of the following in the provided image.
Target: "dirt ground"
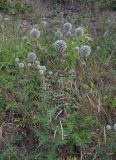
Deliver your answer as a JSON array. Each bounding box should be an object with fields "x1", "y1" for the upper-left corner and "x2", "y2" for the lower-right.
[{"x1": 22, "y1": 0, "x2": 116, "y2": 37}]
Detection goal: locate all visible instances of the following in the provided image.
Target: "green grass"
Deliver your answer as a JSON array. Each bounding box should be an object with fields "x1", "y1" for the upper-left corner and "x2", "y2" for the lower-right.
[{"x1": 0, "y1": 13, "x2": 116, "y2": 160}]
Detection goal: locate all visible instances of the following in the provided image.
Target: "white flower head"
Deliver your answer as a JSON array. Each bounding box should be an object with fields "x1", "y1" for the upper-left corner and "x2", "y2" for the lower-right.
[
  {"x1": 35, "y1": 60, "x2": 40, "y2": 65},
  {"x1": 59, "y1": 12, "x2": 64, "y2": 17},
  {"x1": 106, "y1": 125, "x2": 112, "y2": 131},
  {"x1": 27, "y1": 63, "x2": 32, "y2": 67},
  {"x1": 113, "y1": 124, "x2": 116, "y2": 131},
  {"x1": 63, "y1": 22, "x2": 72, "y2": 31},
  {"x1": 40, "y1": 65, "x2": 46, "y2": 72},
  {"x1": 37, "y1": 65, "x2": 46, "y2": 72},
  {"x1": 28, "y1": 52, "x2": 36, "y2": 62},
  {"x1": 55, "y1": 30, "x2": 63, "y2": 39},
  {"x1": 66, "y1": 31, "x2": 72, "y2": 38},
  {"x1": 41, "y1": 21, "x2": 47, "y2": 27},
  {"x1": 15, "y1": 58, "x2": 20, "y2": 63},
  {"x1": 80, "y1": 45, "x2": 91, "y2": 56},
  {"x1": 19, "y1": 63, "x2": 24, "y2": 68},
  {"x1": 30, "y1": 28, "x2": 40, "y2": 38},
  {"x1": 75, "y1": 27, "x2": 84, "y2": 37},
  {"x1": 39, "y1": 69, "x2": 44, "y2": 76},
  {"x1": 74, "y1": 47, "x2": 79, "y2": 51},
  {"x1": 48, "y1": 71, "x2": 53, "y2": 75},
  {"x1": 36, "y1": 64, "x2": 41, "y2": 70},
  {"x1": 54, "y1": 40, "x2": 67, "y2": 53}
]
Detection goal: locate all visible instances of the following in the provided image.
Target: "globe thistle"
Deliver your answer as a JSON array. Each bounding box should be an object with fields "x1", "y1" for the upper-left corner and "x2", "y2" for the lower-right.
[
  {"x1": 36, "y1": 65, "x2": 46, "y2": 72},
  {"x1": 113, "y1": 124, "x2": 116, "y2": 131},
  {"x1": 59, "y1": 12, "x2": 64, "y2": 17},
  {"x1": 30, "y1": 28, "x2": 40, "y2": 38},
  {"x1": 63, "y1": 22, "x2": 72, "y2": 31},
  {"x1": 80, "y1": 45, "x2": 91, "y2": 56},
  {"x1": 66, "y1": 31, "x2": 72, "y2": 38},
  {"x1": 106, "y1": 125, "x2": 112, "y2": 131},
  {"x1": 39, "y1": 69, "x2": 44, "y2": 76},
  {"x1": 75, "y1": 27, "x2": 84, "y2": 37},
  {"x1": 15, "y1": 58, "x2": 20, "y2": 63},
  {"x1": 39, "y1": 65, "x2": 46, "y2": 72},
  {"x1": 35, "y1": 60, "x2": 40, "y2": 65},
  {"x1": 48, "y1": 71, "x2": 53, "y2": 75},
  {"x1": 55, "y1": 30, "x2": 63, "y2": 39},
  {"x1": 54, "y1": 40, "x2": 67, "y2": 53},
  {"x1": 74, "y1": 46, "x2": 79, "y2": 51},
  {"x1": 28, "y1": 52, "x2": 36, "y2": 62},
  {"x1": 41, "y1": 21, "x2": 47, "y2": 27},
  {"x1": 36, "y1": 64, "x2": 41, "y2": 70},
  {"x1": 27, "y1": 63, "x2": 32, "y2": 68},
  {"x1": 19, "y1": 63, "x2": 24, "y2": 68}
]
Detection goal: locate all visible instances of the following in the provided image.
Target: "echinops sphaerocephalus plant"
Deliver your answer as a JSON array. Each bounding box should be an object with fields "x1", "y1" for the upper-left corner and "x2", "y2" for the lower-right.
[
  {"x1": 28, "y1": 52, "x2": 36, "y2": 62},
  {"x1": 54, "y1": 40, "x2": 67, "y2": 53},
  {"x1": 80, "y1": 45, "x2": 91, "y2": 57},
  {"x1": 63, "y1": 22, "x2": 72, "y2": 31},
  {"x1": 30, "y1": 28, "x2": 40, "y2": 38},
  {"x1": 75, "y1": 27, "x2": 84, "y2": 37}
]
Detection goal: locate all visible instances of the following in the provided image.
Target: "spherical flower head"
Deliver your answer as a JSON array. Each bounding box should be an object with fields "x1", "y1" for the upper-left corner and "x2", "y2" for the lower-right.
[
  {"x1": 63, "y1": 22, "x2": 72, "y2": 31},
  {"x1": 59, "y1": 12, "x2": 64, "y2": 17},
  {"x1": 54, "y1": 40, "x2": 67, "y2": 53},
  {"x1": 75, "y1": 27, "x2": 84, "y2": 37},
  {"x1": 35, "y1": 60, "x2": 40, "y2": 65},
  {"x1": 39, "y1": 69, "x2": 44, "y2": 76},
  {"x1": 28, "y1": 52, "x2": 36, "y2": 62},
  {"x1": 15, "y1": 58, "x2": 20, "y2": 63},
  {"x1": 80, "y1": 45, "x2": 91, "y2": 57},
  {"x1": 19, "y1": 63, "x2": 24, "y2": 68},
  {"x1": 41, "y1": 21, "x2": 47, "y2": 27},
  {"x1": 66, "y1": 31, "x2": 72, "y2": 38},
  {"x1": 55, "y1": 30, "x2": 63, "y2": 39},
  {"x1": 37, "y1": 65, "x2": 46, "y2": 72},
  {"x1": 36, "y1": 64, "x2": 41, "y2": 70},
  {"x1": 30, "y1": 28, "x2": 40, "y2": 38},
  {"x1": 113, "y1": 124, "x2": 116, "y2": 131},
  {"x1": 39, "y1": 65, "x2": 46, "y2": 72},
  {"x1": 28, "y1": 63, "x2": 32, "y2": 67},
  {"x1": 48, "y1": 71, "x2": 53, "y2": 75},
  {"x1": 74, "y1": 47, "x2": 79, "y2": 51},
  {"x1": 106, "y1": 125, "x2": 112, "y2": 130}
]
